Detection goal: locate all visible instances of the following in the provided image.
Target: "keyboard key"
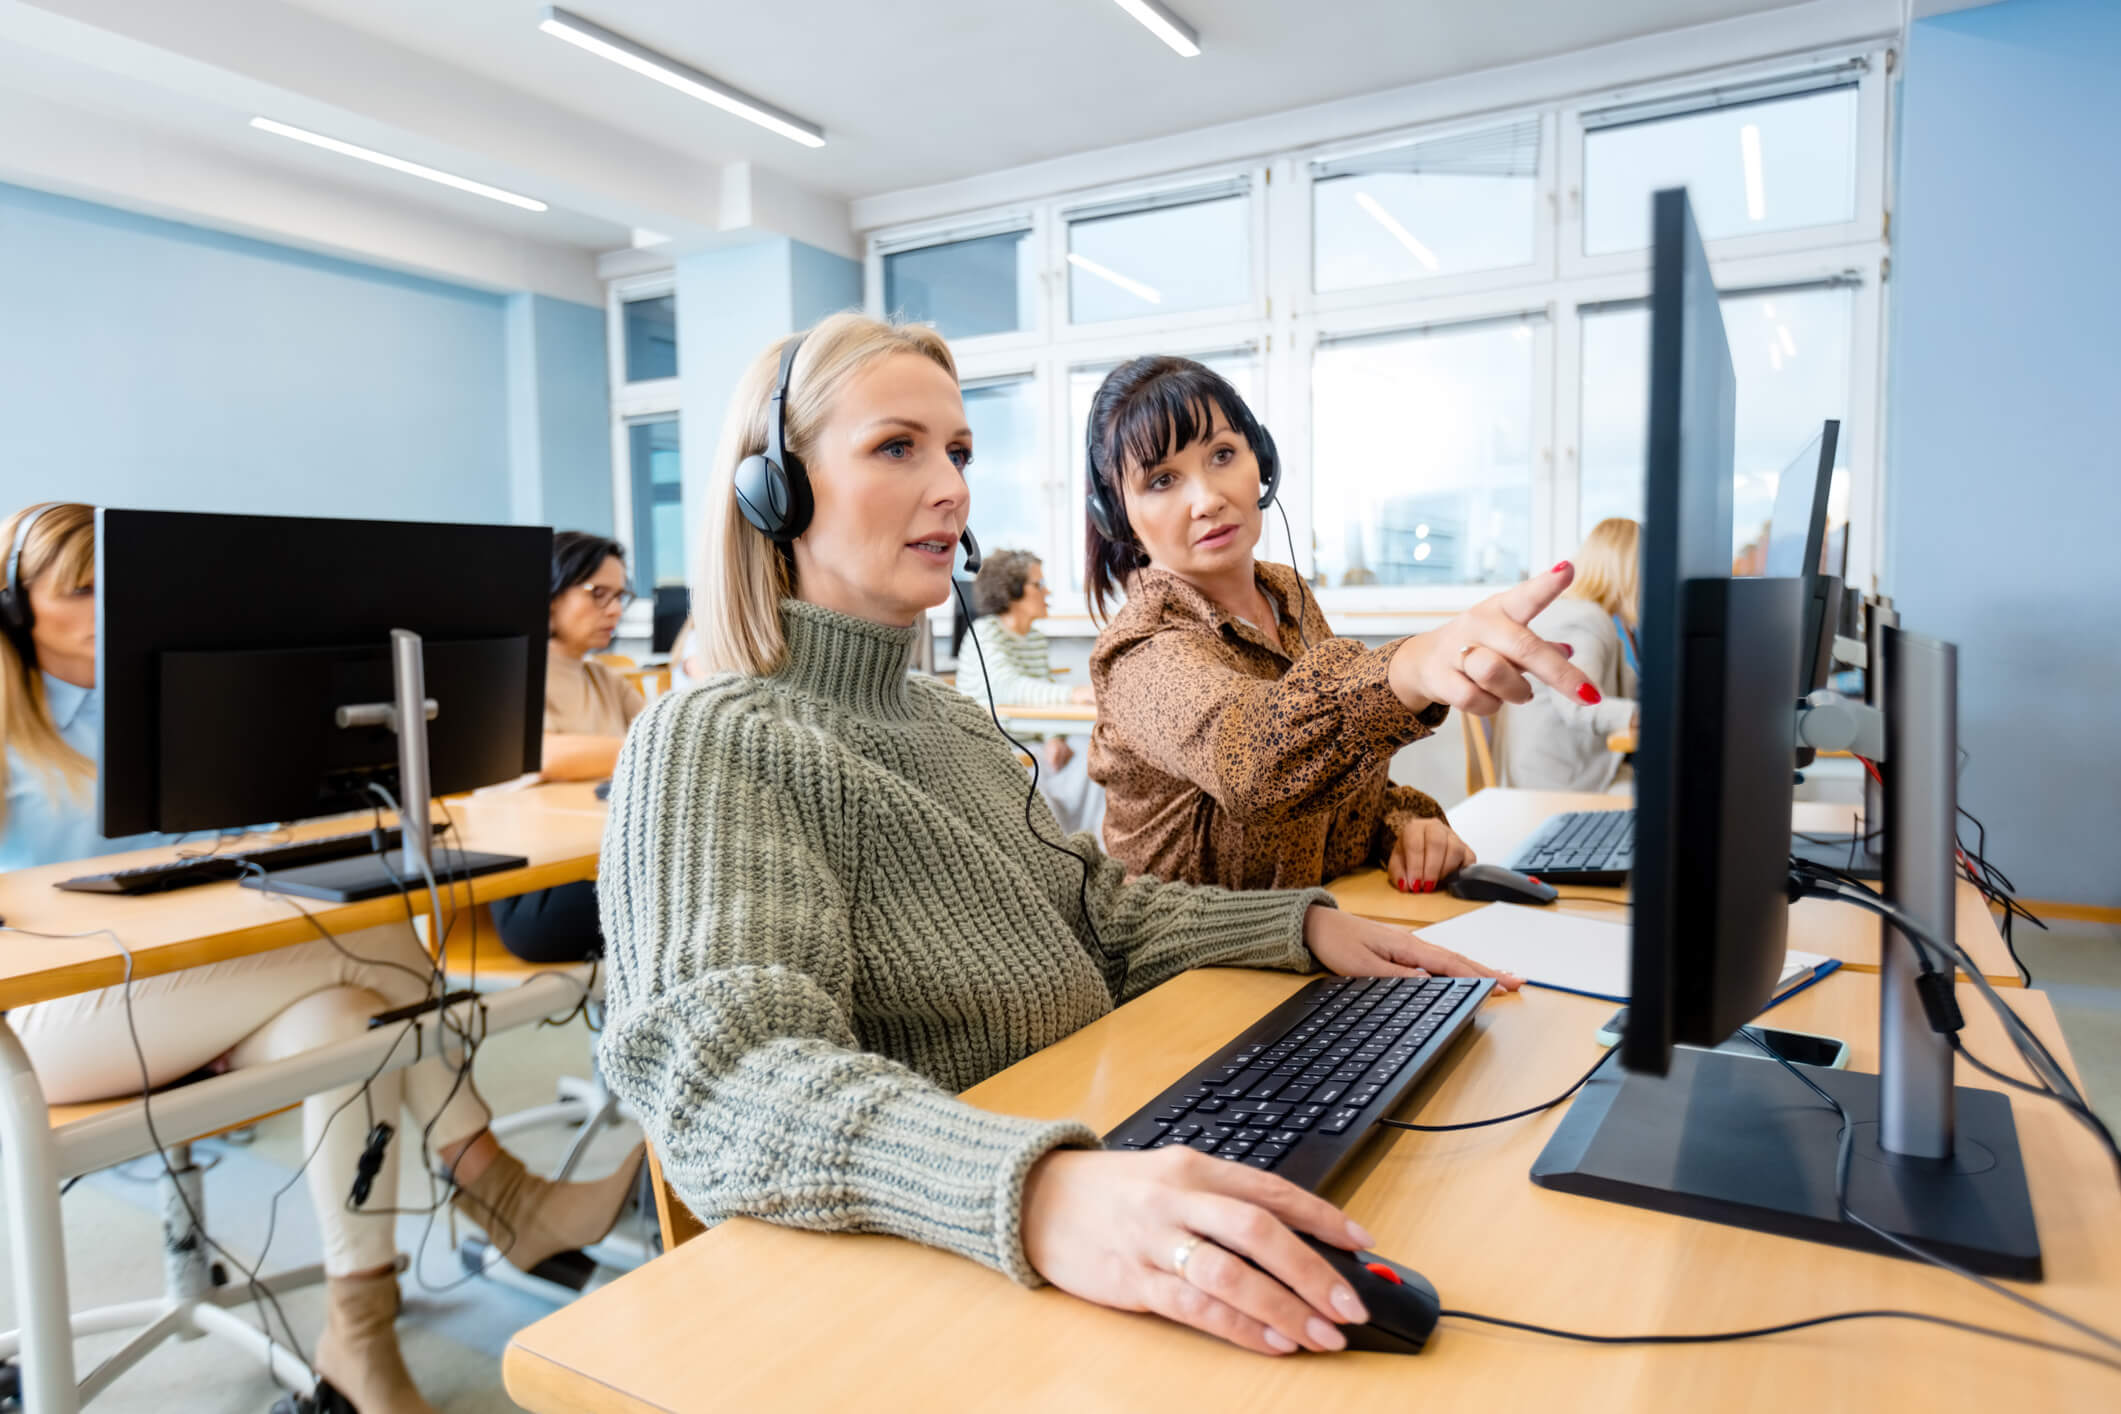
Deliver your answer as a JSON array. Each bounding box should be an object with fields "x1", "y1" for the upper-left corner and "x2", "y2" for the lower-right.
[
  {"x1": 1244, "y1": 1154, "x2": 1280, "y2": 1169},
  {"x1": 1297, "y1": 1104, "x2": 1329, "y2": 1118},
  {"x1": 1322, "y1": 1108, "x2": 1362, "y2": 1134},
  {"x1": 1223, "y1": 1070, "x2": 1268, "y2": 1095},
  {"x1": 1312, "y1": 1085, "x2": 1346, "y2": 1106},
  {"x1": 1235, "y1": 1128, "x2": 1267, "y2": 1144},
  {"x1": 1222, "y1": 1140, "x2": 1255, "y2": 1156},
  {"x1": 1194, "y1": 1098, "x2": 1227, "y2": 1114},
  {"x1": 1186, "y1": 1135, "x2": 1221, "y2": 1153},
  {"x1": 1253, "y1": 1143, "x2": 1289, "y2": 1160},
  {"x1": 1350, "y1": 1085, "x2": 1384, "y2": 1106},
  {"x1": 1250, "y1": 1104, "x2": 1291, "y2": 1124},
  {"x1": 1170, "y1": 1124, "x2": 1202, "y2": 1141},
  {"x1": 1282, "y1": 1114, "x2": 1314, "y2": 1130}
]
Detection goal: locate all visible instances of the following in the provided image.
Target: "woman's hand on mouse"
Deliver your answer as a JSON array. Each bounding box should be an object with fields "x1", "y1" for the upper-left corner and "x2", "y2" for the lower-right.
[
  {"x1": 1303, "y1": 906, "x2": 1523, "y2": 990},
  {"x1": 1388, "y1": 560, "x2": 1598, "y2": 717},
  {"x1": 1387, "y1": 817, "x2": 1473, "y2": 893},
  {"x1": 1020, "y1": 1147, "x2": 1376, "y2": 1356}
]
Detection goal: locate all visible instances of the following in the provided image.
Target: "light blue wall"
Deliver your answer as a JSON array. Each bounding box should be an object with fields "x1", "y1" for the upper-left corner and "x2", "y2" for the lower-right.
[
  {"x1": 674, "y1": 237, "x2": 861, "y2": 585},
  {"x1": 507, "y1": 292, "x2": 615, "y2": 535},
  {"x1": 1888, "y1": 0, "x2": 2121, "y2": 905},
  {"x1": 0, "y1": 181, "x2": 607, "y2": 531}
]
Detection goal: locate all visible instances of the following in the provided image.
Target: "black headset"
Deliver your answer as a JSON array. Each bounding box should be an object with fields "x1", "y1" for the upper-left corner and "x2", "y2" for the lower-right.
[
  {"x1": 1, "y1": 502, "x2": 66, "y2": 651},
  {"x1": 735, "y1": 333, "x2": 982, "y2": 572},
  {"x1": 1083, "y1": 406, "x2": 1282, "y2": 546}
]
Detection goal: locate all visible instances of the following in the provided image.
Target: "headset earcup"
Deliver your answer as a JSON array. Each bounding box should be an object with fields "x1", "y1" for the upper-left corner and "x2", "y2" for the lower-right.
[
  {"x1": 1255, "y1": 422, "x2": 1283, "y2": 510},
  {"x1": 1085, "y1": 480, "x2": 1119, "y2": 542},
  {"x1": 734, "y1": 453, "x2": 812, "y2": 541}
]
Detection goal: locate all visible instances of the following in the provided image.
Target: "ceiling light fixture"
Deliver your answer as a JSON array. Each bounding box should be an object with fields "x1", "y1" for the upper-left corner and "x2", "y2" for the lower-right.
[
  {"x1": 539, "y1": 6, "x2": 826, "y2": 149},
  {"x1": 1067, "y1": 252, "x2": 1162, "y2": 304},
  {"x1": 1110, "y1": 0, "x2": 1201, "y2": 58},
  {"x1": 249, "y1": 117, "x2": 547, "y2": 210},
  {"x1": 1354, "y1": 192, "x2": 1440, "y2": 272},
  {"x1": 1740, "y1": 123, "x2": 1766, "y2": 221},
  {"x1": 1777, "y1": 325, "x2": 1797, "y2": 357}
]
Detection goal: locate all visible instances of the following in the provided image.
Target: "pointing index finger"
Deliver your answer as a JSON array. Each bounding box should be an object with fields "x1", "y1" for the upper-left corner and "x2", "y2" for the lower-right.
[{"x1": 1493, "y1": 559, "x2": 1578, "y2": 626}]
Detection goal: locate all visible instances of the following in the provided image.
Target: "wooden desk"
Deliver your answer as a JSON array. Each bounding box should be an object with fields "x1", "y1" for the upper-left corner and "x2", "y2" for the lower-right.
[
  {"x1": 1327, "y1": 788, "x2": 2022, "y2": 986},
  {"x1": 504, "y1": 969, "x2": 2118, "y2": 1413},
  {"x1": 994, "y1": 702, "x2": 1098, "y2": 736},
  {"x1": 0, "y1": 791, "x2": 603, "y2": 1010}
]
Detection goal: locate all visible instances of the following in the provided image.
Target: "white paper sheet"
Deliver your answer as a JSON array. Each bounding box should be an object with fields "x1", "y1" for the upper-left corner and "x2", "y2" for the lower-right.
[{"x1": 1413, "y1": 904, "x2": 1830, "y2": 1001}]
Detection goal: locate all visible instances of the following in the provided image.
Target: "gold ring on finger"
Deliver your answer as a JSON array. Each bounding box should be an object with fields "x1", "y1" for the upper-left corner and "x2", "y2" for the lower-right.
[{"x1": 1172, "y1": 1235, "x2": 1204, "y2": 1280}]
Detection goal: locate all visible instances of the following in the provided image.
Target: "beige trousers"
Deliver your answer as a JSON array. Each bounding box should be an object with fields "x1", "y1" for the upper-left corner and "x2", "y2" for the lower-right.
[{"x1": 15, "y1": 925, "x2": 491, "y2": 1275}]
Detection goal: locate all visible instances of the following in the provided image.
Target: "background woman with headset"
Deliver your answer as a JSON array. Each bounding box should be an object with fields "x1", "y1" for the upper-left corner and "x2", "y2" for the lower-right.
[
  {"x1": 1083, "y1": 356, "x2": 1601, "y2": 894},
  {"x1": 0, "y1": 502, "x2": 643, "y2": 1414}
]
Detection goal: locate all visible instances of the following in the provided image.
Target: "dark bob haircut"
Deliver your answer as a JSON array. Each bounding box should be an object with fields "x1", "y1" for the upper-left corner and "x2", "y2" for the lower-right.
[
  {"x1": 1082, "y1": 355, "x2": 1271, "y2": 621},
  {"x1": 550, "y1": 530, "x2": 627, "y2": 602}
]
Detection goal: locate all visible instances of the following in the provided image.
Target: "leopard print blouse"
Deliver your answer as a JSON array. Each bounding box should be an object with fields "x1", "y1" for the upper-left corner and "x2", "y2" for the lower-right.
[{"x1": 1088, "y1": 562, "x2": 1448, "y2": 890}]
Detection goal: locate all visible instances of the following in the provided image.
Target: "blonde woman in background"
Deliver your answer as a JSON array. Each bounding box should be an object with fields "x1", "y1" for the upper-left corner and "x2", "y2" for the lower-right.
[{"x1": 1498, "y1": 517, "x2": 1643, "y2": 793}]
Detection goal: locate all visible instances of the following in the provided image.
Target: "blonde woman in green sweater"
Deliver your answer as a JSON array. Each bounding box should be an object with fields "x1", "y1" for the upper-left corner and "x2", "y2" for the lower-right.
[{"x1": 596, "y1": 312, "x2": 1522, "y2": 1359}]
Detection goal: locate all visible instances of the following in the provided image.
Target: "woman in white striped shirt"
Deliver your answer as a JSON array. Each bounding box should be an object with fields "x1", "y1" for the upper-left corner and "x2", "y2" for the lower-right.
[{"x1": 956, "y1": 549, "x2": 1104, "y2": 837}]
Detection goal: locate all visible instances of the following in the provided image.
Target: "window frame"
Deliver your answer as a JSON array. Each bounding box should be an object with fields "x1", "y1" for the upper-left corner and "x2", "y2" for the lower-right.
[
  {"x1": 847, "y1": 43, "x2": 1891, "y2": 637},
  {"x1": 607, "y1": 270, "x2": 680, "y2": 641}
]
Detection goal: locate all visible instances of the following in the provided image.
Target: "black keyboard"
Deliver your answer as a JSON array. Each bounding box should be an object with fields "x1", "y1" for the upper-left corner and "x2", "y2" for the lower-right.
[
  {"x1": 1507, "y1": 809, "x2": 1635, "y2": 885},
  {"x1": 1104, "y1": 976, "x2": 1493, "y2": 1192},
  {"x1": 56, "y1": 823, "x2": 448, "y2": 895}
]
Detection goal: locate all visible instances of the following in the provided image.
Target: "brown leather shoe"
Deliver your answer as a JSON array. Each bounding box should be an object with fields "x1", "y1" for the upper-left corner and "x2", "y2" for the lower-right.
[
  {"x1": 448, "y1": 1142, "x2": 646, "y2": 1273},
  {"x1": 311, "y1": 1272, "x2": 437, "y2": 1414}
]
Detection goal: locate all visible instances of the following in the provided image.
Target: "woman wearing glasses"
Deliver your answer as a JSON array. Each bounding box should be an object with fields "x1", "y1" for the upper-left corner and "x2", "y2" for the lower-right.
[
  {"x1": 491, "y1": 532, "x2": 641, "y2": 963},
  {"x1": 541, "y1": 531, "x2": 645, "y2": 781}
]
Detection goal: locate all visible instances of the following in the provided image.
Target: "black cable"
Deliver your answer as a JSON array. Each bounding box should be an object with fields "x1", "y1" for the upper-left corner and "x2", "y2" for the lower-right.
[
  {"x1": 1738, "y1": 1027, "x2": 2121, "y2": 1361},
  {"x1": 1379, "y1": 1047, "x2": 1614, "y2": 1133},
  {"x1": 1438, "y1": 1306, "x2": 2121, "y2": 1373},
  {"x1": 1272, "y1": 499, "x2": 1315, "y2": 655},
  {"x1": 951, "y1": 575, "x2": 1119, "y2": 970},
  {"x1": 1, "y1": 924, "x2": 316, "y2": 1380},
  {"x1": 1796, "y1": 876, "x2": 2119, "y2": 1173}
]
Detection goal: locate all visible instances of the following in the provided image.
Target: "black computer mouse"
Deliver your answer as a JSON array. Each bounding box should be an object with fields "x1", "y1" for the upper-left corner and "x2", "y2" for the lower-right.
[
  {"x1": 593, "y1": 779, "x2": 612, "y2": 802},
  {"x1": 1446, "y1": 861, "x2": 1557, "y2": 905},
  {"x1": 1274, "y1": 1232, "x2": 1441, "y2": 1354}
]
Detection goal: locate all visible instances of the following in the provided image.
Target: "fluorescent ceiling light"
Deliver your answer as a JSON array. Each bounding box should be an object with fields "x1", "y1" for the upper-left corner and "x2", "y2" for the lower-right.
[
  {"x1": 1740, "y1": 123, "x2": 1766, "y2": 221},
  {"x1": 1067, "y1": 252, "x2": 1161, "y2": 304},
  {"x1": 1110, "y1": 0, "x2": 1201, "y2": 57},
  {"x1": 1777, "y1": 325, "x2": 1797, "y2": 357},
  {"x1": 1354, "y1": 192, "x2": 1440, "y2": 272},
  {"x1": 540, "y1": 6, "x2": 825, "y2": 149},
  {"x1": 249, "y1": 117, "x2": 547, "y2": 211},
  {"x1": 1768, "y1": 340, "x2": 1784, "y2": 372}
]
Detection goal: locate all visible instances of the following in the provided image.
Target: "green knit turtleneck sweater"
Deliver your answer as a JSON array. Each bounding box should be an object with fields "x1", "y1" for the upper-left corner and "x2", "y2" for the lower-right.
[{"x1": 596, "y1": 599, "x2": 1333, "y2": 1283}]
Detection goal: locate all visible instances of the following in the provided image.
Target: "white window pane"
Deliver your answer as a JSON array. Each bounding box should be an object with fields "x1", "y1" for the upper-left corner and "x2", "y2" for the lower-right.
[
  {"x1": 1068, "y1": 196, "x2": 1249, "y2": 323},
  {"x1": 622, "y1": 294, "x2": 676, "y2": 382},
  {"x1": 1583, "y1": 87, "x2": 1859, "y2": 255},
  {"x1": 884, "y1": 230, "x2": 1035, "y2": 340},
  {"x1": 962, "y1": 375, "x2": 1043, "y2": 572},
  {"x1": 1313, "y1": 121, "x2": 1539, "y2": 292},
  {"x1": 1578, "y1": 285, "x2": 1855, "y2": 561},
  {"x1": 1065, "y1": 352, "x2": 1258, "y2": 590},
  {"x1": 626, "y1": 416, "x2": 683, "y2": 588},
  {"x1": 1313, "y1": 323, "x2": 1535, "y2": 589}
]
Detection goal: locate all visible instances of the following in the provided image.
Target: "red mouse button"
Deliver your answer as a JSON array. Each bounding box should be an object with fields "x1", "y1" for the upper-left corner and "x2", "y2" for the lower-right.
[
  {"x1": 1363, "y1": 1261, "x2": 1403, "y2": 1285},
  {"x1": 1527, "y1": 875, "x2": 1542, "y2": 885}
]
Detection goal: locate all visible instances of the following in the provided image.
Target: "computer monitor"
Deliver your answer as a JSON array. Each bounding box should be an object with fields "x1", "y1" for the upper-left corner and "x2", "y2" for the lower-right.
[
  {"x1": 1763, "y1": 419, "x2": 1843, "y2": 694},
  {"x1": 1530, "y1": 190, "x2": 2039, "y2": 1278},
  {"x1": 650, "y1": 585, "x2": 690, "y2": 656},
  {"x1": 98, "y1": 509, "x2": 550, "y2": 895}
]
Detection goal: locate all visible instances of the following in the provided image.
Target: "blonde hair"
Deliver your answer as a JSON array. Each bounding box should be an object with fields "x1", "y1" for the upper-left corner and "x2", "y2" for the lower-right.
[
  {"x1": 1567, "y1": 517, "x2": 1642, "y2": 624},
  {"x1": 696, "y1": 312, "x2": 959, "y2": 677},
  {"x1": 0, "y1": 502, "x2": 96, "y2": 832}
]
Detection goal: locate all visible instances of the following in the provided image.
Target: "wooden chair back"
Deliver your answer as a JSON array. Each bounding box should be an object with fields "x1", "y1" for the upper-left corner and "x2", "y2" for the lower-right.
[{"x1": 645, "y1": 1144, "x2": 707, "y2": 1250}]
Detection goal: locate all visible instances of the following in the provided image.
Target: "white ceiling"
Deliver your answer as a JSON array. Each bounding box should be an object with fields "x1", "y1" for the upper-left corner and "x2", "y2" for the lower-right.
[
  {"x1": 0, "y1": 0, "x2": 1930, "y2": 297},
  {"x1": 0, "y1": 33, "x2": 632, "y2": 250},
  {"x1": 285, "y1": 0, "x2": 1819, "y2": 200}
]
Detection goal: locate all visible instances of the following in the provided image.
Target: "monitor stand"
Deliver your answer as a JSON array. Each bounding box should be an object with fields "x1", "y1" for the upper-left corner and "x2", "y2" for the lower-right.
[
  {"x1": 1529, "y1": 1045, "x2": 2040, "y2": 1278},
  {"x1": 245, "y1": 847, "x2": 528, "y2": 903}
]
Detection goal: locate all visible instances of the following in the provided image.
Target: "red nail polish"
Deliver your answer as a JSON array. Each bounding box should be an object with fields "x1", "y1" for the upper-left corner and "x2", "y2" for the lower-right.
[
  {"x1": 1558, "y1": 643, "x2": 1574, "y2": 657},
  {"x1": 1551, "y1": 560, "x2": 1571, "y2": 575},
  {"x1": 1577, "y1": 683, "x2": 1603, "y2": 705}
]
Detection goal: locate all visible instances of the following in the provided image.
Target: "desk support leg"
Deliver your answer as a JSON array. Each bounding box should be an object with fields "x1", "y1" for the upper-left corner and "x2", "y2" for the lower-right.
[{"x1": 0, "y1": 1022, "x2": 80, "y2": 1411}]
